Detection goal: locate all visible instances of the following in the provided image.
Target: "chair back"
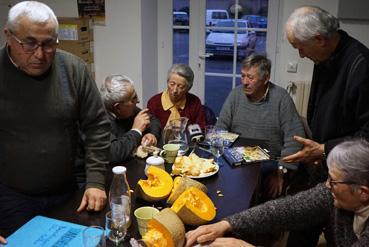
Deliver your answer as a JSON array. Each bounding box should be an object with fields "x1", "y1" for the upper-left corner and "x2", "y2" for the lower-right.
[{"x1": 202, "y1": 105, "x2": 217, "y2": 126}]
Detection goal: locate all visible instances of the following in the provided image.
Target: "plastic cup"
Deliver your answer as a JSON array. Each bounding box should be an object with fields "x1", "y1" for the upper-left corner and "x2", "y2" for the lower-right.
[{"x1": 134, "y1": 206, "x2": 159, "y2": 236}]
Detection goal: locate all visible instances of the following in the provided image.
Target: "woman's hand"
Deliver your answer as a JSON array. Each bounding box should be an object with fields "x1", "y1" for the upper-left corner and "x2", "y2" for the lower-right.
[{"x1": 185, "y1": 220, "x2": 231, "y2": 247}]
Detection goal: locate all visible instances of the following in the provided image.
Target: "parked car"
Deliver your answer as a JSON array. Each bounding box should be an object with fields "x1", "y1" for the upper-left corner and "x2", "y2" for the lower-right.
[
  {"x1": 241, "y1": 15, "x2": 267, "y2": 28},
  {"x1": 173, "y1": 11, "x2": 189, "y2": 26},
  {"x1": 206, "y1": 9, "x2": 229, "y2": 26},
  {"x1": 205, "y1": 19, "x2": 256, "y2": 59}
]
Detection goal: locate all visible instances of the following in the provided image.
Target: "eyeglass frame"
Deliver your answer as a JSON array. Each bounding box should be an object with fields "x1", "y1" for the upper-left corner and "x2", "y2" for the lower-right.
[
  {"x1": 9, "y1": 30, "x2": 58, "y2": 54},
  {"x1": 326, "y1": 174, "x2": 357, "y2": 187}
]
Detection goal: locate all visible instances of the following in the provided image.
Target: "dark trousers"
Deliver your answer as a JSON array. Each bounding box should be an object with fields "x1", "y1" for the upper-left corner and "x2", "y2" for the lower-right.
[{"x1": 0, "y1": 183, "x2": 74, "y2": 237}]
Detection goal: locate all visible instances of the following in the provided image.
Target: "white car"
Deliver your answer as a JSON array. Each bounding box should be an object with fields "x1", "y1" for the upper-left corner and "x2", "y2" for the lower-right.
[{"x1": 206, "y1": 19, "x2": 256, "y2": 59}]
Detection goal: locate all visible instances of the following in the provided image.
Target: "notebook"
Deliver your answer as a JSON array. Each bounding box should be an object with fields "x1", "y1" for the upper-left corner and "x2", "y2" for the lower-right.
[{"x1": 6, "y1": 215, "x2": 87, "y2": 247}]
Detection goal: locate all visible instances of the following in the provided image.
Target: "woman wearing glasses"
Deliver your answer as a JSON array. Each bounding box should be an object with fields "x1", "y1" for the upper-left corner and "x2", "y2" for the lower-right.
[{"x1": 186, "y1": 139, "x2": 369, "y2": 247}]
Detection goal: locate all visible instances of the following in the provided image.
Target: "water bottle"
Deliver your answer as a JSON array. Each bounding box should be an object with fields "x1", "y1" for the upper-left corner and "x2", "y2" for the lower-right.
[{"x1": 109, "y1": 166, "x2": 131, "y2": 228}]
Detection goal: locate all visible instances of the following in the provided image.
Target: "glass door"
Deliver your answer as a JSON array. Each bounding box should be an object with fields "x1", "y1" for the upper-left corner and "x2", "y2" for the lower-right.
[{"x1": 172, "y1": 0, "x2": 269, "y2": 116}]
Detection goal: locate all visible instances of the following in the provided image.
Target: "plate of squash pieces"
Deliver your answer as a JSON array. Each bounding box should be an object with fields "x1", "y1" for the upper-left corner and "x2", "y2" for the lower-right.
[{"x1": 171, "y1": 153, "x2": 219, "y2": 178}]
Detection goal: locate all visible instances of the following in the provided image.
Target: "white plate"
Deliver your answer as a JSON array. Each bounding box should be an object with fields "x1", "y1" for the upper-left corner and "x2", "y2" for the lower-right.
[{"x1": 172, "y1": 163, "x2": 219, "y2": 179}]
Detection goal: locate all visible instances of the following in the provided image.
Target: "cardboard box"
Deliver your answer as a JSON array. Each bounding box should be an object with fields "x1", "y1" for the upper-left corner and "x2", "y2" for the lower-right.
[
  {"x1": 58, "y1": 17, "x2": 90, "y2": 42},
  {"x1": 58, "y1": 40, "x2": 91, "y2": 54}
]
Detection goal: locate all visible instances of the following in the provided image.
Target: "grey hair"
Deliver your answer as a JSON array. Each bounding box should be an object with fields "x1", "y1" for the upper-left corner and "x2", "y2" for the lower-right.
[
  {"x1": 285, "y1": 6, "x2": 339, "y2": 41},
  {"x1": 241, "y1": 54, "x2": 271, "y2": 80},
  {"x1": 100, "y1": 74, "x2": 134, "y2": 112},
  {"x1": 6, "y1": 1, "x2": 58, "y2": 34},
  {"x1": 327, "y1": 139, "x2": 369, "y2": 186},
  {"x1": 167, "y1": 64, "x2": 194, "y2": 90}
]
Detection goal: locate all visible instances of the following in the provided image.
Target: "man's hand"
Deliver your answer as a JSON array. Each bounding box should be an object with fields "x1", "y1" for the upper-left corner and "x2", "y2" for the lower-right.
[
  {"x1": 207, "y1": 237, "x2": 255, "y2": 247},
  {"x1": 282, "y1": 136, "x2": 325, "y2": 164},
  {"x1": 141, "y1": 133, "x2": 157, "y2": 146},
  {"x1": 0, "y1": 235, "x2": 7, "y2": 245},
  {"x1": 77, "y1": 188, "x2": 107, "y2": 213},
  {"x1": 132, "y1": 109, "x2": 150, "y2": 133},
  {"x1": 185, "y1": 220, "x2": 231, "y2": 247}
]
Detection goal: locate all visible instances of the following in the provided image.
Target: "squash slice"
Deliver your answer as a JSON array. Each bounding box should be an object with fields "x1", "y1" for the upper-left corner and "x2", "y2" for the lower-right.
[
  {"x1": 171, "y1": 186, "x2": 216, "y2": 226},
  {"x1": 136, "y1": 166, "x2": 173, "y2": 202},
  {"x1": 142, "y1": 208, "x2": 185, "y2": 247},
  {"x1": 167, "y1": 176, "x2": 207, "y2": 205}
]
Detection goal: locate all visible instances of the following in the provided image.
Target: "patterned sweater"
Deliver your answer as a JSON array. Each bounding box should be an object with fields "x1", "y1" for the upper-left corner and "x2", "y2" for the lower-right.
[{"x1": 226, "y1": 184, "x2": 369, "y2": 246}]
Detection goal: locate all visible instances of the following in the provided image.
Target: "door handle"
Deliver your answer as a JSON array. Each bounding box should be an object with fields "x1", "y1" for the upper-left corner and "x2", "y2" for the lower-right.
[{"x1": 198, "y1": 53, "x2": 213, "y2": 59}]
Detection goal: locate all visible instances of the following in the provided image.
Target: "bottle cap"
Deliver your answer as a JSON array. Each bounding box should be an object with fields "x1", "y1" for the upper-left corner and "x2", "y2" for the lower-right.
[{"x1": 112, "y1": 166, "x2": 127, "y2": 174}]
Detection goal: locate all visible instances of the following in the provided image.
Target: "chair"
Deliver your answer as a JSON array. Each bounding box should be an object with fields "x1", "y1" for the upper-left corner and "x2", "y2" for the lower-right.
[{"x1": 202, "y1": 105, "x2": 217, "y2": 126}]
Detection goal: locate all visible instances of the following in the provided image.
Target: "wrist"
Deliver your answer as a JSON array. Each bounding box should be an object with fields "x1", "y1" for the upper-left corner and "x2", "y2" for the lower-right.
[{"x1": 131, "y1": 128, "x2": 142, "y2": 136}]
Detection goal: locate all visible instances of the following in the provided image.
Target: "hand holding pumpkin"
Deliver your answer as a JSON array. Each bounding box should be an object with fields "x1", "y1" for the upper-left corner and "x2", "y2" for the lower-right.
[{"x1": 185, "y1": 220, "x2": 232, "y2": 247}]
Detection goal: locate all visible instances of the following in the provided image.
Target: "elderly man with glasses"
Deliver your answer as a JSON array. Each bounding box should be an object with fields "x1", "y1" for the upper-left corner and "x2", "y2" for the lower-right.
[
  {"x1": 0, "y1": 1, "x2": 110, "y2": 243},
  {"x1": 100, "y1": 75, "x2": 161, "y2": 164},
  {"x1": 186, "y1": 139, "x2": 369, "y2": 247}
]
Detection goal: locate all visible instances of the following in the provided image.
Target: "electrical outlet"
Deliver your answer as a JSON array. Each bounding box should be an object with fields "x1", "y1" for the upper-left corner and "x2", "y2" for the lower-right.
[{"x1": 287, "y1": 62, "x2": 298, "y2": 73}]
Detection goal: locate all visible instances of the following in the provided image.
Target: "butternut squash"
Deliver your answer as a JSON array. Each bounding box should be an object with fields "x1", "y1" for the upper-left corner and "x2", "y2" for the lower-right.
[
  {"x1": 136, "y1": 166, "x2": 173, "y2": 202},
  {"x1": 171, "y1": 186, "x2": 216, "y2": 226}
]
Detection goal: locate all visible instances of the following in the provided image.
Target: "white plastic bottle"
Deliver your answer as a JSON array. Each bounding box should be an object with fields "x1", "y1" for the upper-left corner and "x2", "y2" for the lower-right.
[{"x1": 109, "y1": 166, "x2": 131, "y2": 227}]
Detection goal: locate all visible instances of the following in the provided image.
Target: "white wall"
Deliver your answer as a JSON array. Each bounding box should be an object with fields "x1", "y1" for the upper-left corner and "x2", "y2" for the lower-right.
[
  {"x1": 274, "y1": 0, "x2": 369, "y2": 88},
  {"x1": 2, "y1": 0, "x2": 369, "y2": 106}
]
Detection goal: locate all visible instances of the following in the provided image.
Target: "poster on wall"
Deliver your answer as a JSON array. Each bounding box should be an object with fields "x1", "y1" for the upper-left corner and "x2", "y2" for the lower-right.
[{"x1": 77, "y1": 0, "x2": 105, "y2": 25}]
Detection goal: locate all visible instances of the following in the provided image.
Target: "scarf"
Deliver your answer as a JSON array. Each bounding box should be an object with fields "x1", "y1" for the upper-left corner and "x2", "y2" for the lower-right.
[
  {"x1": 161, "y1": 89, "x2": 186, "y2": 126},
  {"x1": 353, "y1": 204, "x2": 369, "y2": 238}
]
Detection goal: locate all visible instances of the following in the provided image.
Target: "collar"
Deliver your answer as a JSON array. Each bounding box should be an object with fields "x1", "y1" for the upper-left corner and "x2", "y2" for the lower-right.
[
  {"x1": 245, "y1": 82, "x2": 270, "y2": 103},
  {"x1": 6, "y1": 44, "x2": 19, "y2": 69},
  {"x1": 161, "y1": 89, "x2": 186, "y2": 111}
]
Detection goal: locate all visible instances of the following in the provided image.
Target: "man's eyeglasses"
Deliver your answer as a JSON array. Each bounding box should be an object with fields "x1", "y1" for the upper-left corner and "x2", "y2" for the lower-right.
[
  {"x1": 326, "y1": 175, "x2": 357, "y2": 187},
  {"x1": 10, "y1": 31, "x2": 58, "y2": 54}
]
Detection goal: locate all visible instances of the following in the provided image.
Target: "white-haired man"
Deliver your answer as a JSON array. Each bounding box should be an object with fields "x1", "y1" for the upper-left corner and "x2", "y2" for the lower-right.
[
  {"x1": 0, "y1": 1, "x2": 110, "y2": 243},
  {"x1": 100, "y1": 74, "x2": 161, "y2": 164}
]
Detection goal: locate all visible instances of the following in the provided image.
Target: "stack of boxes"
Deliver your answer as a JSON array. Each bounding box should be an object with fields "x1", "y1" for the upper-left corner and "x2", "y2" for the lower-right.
[{"x1": 57, "y1": 17, "x2": 95, "y2": 78}]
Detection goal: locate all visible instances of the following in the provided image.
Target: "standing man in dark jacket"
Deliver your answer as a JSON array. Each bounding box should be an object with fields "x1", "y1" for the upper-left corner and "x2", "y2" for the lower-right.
[
  {"x1": 283, "y1": 6, "x2": 369, "y2": 183},
  {"x1": 0, "y1": 1, "x2": 110, "y2": 243},
  {"x1": 282, "y1": 6, "x2": 369, "y2": 246}
]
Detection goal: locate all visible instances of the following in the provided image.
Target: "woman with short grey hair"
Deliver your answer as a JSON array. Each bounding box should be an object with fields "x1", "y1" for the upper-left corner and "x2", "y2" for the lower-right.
[
  {"x1": 327, "y1": 139, "x2": 369, "y2": 188},
  {"x1": 147, "y1": 64, "x2": 206, "y2": 129},
  {"x1": 186, "y1": 139, "x2": 369, "y2": 247},
  {"x1": 166, "y1": 64, "x2": 194, "y2": 90}
]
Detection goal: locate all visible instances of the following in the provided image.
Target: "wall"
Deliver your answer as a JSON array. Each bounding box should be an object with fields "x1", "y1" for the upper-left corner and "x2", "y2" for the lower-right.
[
  {"x1": 2, "y1": 0, "x2": 369, "y2": 106},
  {"x1": 274, "y1": 0, "x2": 369, "y2": 88}
]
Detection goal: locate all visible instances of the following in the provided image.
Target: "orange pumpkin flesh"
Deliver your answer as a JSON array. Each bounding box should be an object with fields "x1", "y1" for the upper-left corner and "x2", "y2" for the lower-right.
[
  {"x1": 167, "y1": 176, "x2": 207, "y2": 205},
  {"x1": 143, "y1": 208, "x2": 185, "y2": 247},
  {"x1": 171, "y1": 187, "x2": 216, "y2": 226},
  {"x1": 136, "y1": 166, "x2": 173, "y2": 202}
]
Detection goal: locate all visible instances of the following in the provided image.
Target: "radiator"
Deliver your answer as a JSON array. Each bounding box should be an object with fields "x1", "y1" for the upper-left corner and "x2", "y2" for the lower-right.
[{"x1": 286, "y1": 81, "x2": 311, "y2": 118}]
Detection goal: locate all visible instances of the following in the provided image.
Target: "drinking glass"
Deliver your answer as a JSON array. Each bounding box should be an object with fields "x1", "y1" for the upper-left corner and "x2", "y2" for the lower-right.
[
  {"x1": 83, "y1": 226, "x2": 106, "y2": 247},
  {"x1": 105, "y1": 211, "x2": 127, "y2": 246},
  {"x1": 210, "y1": 132, "x2": 224, "y2": 164}
]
